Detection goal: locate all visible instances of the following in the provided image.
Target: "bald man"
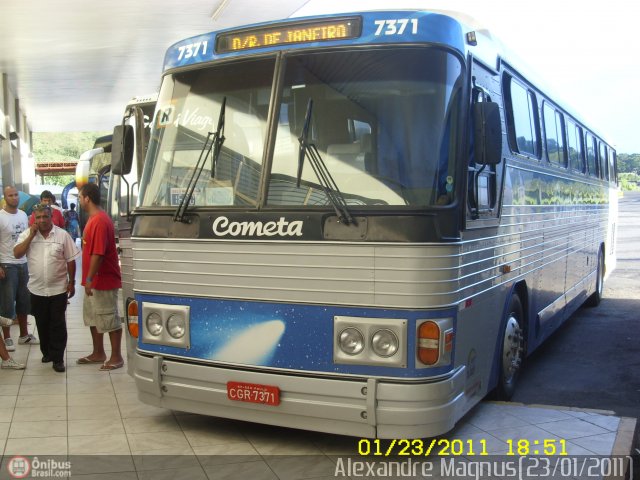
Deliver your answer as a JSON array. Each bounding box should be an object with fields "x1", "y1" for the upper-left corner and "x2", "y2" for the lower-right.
[{"x1": 0, "y1": 186, "x2": 38, "y2": 351}]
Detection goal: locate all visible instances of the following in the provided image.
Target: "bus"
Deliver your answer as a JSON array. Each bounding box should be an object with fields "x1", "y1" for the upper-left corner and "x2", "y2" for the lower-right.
[
  {"x1": 108, "y1": 94, "x2": 157, "y2": 373},
  {"x1": 122, "y1": 9, "x2": 617, "y2": 439},
  {"x1": 75, "y1": 134, "x2": 112, "y2": 232}
]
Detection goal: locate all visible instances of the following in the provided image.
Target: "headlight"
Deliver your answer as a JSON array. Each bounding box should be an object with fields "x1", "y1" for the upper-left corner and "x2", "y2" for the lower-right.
[
  {"x1": 167, "y1": 314, "x2": 186, "y2": 339},
  {"x1": 334, "y1": 316, "x2": 407, "y2": 368},
  {"x1": 146, "y1": 312, "x2": 163, "y2": 336},
  {"x1": 371, "y1": 329, "x2": 399, "y2": 357},
  {"x1": 339, "y1": 327, "x2": 365, "y2": 355},
  {"x1": 141, "y1": 302, "x2": 190, "y2": 349}
]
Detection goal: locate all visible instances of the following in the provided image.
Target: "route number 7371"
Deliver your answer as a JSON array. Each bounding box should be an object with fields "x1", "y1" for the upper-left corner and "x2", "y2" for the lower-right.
[
  {"x1": 177, "y1": 41, "x2": 208, "y2": 61},
  {"x1": 374, "y1": 19, "x2": 419, "y2": 36}
]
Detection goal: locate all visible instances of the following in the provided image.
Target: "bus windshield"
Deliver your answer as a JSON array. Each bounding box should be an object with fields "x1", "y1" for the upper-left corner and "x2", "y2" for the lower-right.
[
  {"x1": 139, "y1": 47, "x2": 463, "y2": 209},
  {"x1": 140, "y1": 57, "x2": 275, "y2": 208}
]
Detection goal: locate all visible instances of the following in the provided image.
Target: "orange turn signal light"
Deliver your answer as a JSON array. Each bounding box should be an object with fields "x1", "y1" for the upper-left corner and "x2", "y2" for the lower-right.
[
  {"x1": 126, "y1": 300, "x2": 139, "y2": 338},
  {"x1": 417, "y1": 321, "x2": 440, "y2": 365}
]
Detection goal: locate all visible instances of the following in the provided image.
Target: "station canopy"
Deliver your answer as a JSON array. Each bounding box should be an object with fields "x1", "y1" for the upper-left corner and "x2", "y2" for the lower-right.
[{"x1": 0, "y1": 0, "x2": 309, "y2": 132}]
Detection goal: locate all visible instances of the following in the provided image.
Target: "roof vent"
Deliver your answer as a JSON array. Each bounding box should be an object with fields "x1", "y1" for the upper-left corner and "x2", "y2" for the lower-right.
[{"x1": 466, "y1": 31, "x2": 478, "y2": 46}]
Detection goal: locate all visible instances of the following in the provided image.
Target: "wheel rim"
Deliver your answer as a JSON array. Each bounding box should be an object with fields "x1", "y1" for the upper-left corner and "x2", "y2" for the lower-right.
[{"x1": 502, "y1": 315, "x2": 523, "y2": 385}]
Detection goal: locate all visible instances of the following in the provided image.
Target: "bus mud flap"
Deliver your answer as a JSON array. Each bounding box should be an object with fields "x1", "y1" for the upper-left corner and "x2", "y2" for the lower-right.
[{"x1": 366, "y1": 378, "x2": 378, "y2": 426}]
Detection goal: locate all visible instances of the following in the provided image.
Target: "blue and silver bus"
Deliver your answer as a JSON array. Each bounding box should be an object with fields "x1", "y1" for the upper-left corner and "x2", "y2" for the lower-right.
[
  {"x1": 108, "y1": 94, "x2": 157, "y2": 373},
  {"x1": 121, "y1": 9, "x2": 617, "y2": 438}
]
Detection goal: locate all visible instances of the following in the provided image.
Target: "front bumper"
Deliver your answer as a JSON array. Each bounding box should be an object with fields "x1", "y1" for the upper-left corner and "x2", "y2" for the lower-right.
[{"x1": 133, "y1": 353, "x2": 468, "y2": 439}]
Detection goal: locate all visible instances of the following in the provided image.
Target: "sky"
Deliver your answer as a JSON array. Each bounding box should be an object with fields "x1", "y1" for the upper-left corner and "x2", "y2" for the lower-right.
[{"x1": 295, "y1": 0, "x2": 640, "y2": 154}]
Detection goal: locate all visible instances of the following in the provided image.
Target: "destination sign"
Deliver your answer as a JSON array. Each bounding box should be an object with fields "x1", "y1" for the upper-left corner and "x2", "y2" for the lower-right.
[{"x1": 216, "y1": 17, "x2": 362, "y2": 53}]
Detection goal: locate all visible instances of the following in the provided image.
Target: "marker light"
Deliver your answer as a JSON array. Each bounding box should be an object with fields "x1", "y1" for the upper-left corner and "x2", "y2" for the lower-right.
[
  {"x1": 371, "y1": 329, "x2": 399, "y2": 357},
  {"x1": 339, "y1": 327, "x2": 365, "y2": 355},
  {"x1": 444, "y1": 330, "x2": 455, "y2": 353},
  {"x1": 418, "y1": 321, "x2": 440, "y2": 365},
  {"x1": 146, "y1": 312, "x2": 163, "y2": 336},
  {"x1": 466, "y1": 31, "x2": 478, "y2": 46},
  {"x1": 167, "y1": 314, "x2": 186, "y2": 339}
]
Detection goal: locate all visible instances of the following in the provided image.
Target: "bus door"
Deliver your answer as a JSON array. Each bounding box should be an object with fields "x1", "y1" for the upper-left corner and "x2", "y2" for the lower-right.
[
  {"x1": 461, "y1": 59, "x2": 505, "y2": 397},
  {"x1": 110, "y1": 122, "x2": 137, "y2": 376}
]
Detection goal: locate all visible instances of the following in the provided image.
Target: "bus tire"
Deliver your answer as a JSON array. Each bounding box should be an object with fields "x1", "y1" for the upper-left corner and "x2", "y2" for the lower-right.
[
  {"x1": 586, "y1": 248, "x2": 604, "y2": 307},
  {"x1": 495, "y1": 294, "x2": 525, "y2": 400}
]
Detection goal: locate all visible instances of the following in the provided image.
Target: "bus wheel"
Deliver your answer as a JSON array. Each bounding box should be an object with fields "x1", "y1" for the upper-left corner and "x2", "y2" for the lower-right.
[
  {"x1": 495, "y1": 294, "x2": 524, "y2": 400},
  {"x1": 586, "y1": 248, "x2": 604, "y2": 307}
]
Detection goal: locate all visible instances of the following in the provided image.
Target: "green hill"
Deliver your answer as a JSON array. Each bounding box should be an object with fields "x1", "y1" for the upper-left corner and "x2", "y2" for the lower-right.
[{"x1": 33, "y1": 131, "x2": 110, "y2": 163}]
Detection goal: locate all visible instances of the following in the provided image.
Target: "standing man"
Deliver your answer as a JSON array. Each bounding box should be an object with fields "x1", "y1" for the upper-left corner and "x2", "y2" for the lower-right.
[
  {"x1": 77, "y1": 183, "x2": 124, "y2": 370},
  {"x1": 14, "y1": 204, "x2": 80, "y2": 372},
  {"x1": 64, "y1": 203, "x2": 80, "y2": 242},
  {"x1": 29, "y1": 190, "x2": 65, "y2": 228},
  {"x1": 0, "y1": 186, "x2": 38, "y2": 351}
]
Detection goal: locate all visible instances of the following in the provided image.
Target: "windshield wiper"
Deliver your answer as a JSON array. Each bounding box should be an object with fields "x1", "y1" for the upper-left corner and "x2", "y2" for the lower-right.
[
  {"x1": 210, "y1": 96, "x2": 226, "y2": 179},
  {"x1": 297, "y1": 99, "x2": 355, "y2": 225},
  {"x1": 174, "y1": 97, "x2": 226, "y2": 223}
]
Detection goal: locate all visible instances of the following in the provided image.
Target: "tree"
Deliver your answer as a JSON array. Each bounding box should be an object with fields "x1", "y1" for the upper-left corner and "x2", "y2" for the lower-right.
[
  {"x1": 32, "y1": 131, "x2": 110, "y2": 186},
  {"x1": 617, "y1": 153, "x2": 640, "y2": 174},
  {"x1": 33, "y1": 131, "x2": 109, "y2": 163},
  {"x1": 619, "y1": 173, "x2": 639, "y2": 191}
]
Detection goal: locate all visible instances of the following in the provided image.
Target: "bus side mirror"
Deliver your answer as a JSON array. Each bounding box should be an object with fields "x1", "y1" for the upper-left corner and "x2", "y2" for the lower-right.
[
  {"x1": 111, "y1": 125, "x2": 134, "y2": 175},
  {"x1": 473, "y1": 102, "x2": 502, "y2": 166}
]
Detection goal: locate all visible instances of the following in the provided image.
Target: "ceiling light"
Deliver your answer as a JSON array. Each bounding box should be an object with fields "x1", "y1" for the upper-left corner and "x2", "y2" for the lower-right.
[{"x1": 211, "y1": 0, "x2": 230, "y2": 21}]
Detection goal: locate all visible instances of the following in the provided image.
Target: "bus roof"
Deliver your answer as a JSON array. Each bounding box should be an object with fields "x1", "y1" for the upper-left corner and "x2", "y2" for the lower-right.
[
  {"x1": 164, "y1": 11, "x2": 471, "y2": 69},
  {"x1": 162, "y1": 8, "x2": 613, "y2": 147},
  {"x1": 93, "y1": 134, "x2": 112, "y2": 150},
  {"x1": 127, "y1": 93, "x2": 158, "y2": 106}
]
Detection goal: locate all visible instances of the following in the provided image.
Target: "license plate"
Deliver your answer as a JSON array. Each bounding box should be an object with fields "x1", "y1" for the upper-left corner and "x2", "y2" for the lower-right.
[{"x1": 227, "y1": 381, "x2": 280, "y2": 406}]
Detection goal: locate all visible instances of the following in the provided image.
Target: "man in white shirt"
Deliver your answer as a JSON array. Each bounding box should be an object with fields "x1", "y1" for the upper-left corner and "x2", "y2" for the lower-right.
[
  {"x1": 0, "y1": 186, "x2": 38, "y2": 351},
  {"x1": 14, "y1": 204, "x2": 80, "y2": 372}
]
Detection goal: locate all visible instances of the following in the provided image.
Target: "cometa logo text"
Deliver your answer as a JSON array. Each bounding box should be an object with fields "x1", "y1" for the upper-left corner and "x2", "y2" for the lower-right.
[{"x1": 212, "y1": 216, "x2": 303, "y2": 237}]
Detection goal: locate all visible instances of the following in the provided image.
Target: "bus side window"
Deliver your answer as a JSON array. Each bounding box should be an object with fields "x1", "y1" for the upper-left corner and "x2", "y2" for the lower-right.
[
  {"x1": 585, "y1": 134, "x2": 597, "y2": 177},
  {"x1": 566, "y1": 120, "x2": 584, "y2": 173},
  {"x1": 543, "y1": 102, "x2": 567, "y2": 167},
  {"x1": 598, "y1": 141, "x2": 608, "y2": 181},
  {"x1": 506, "y1": 77, "x2": 540, "y2": 158},
  {"x1": 608, "y1": 149, "x2": 617, "y2": 184}
]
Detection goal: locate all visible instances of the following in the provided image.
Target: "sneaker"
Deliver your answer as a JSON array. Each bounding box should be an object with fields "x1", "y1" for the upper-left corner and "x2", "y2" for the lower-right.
[
  {"x1": 0, "y1": 316, "x2": 13, "y2": 327},
  {"x1": 1, "y1": 357, "x2": 25, "y2": 370},
  {"x1": 18, "y1": 334, "x2": 39, "y2": 345},
  {"x1": 5, "y1": 338, "x2": 15, "y2": 352},
  {"x1": 42, "y1": 356, "x2": 51, "y2": 363},
  {"x1": 52, "y1": 362, "x2": 65, "y2": 373}
]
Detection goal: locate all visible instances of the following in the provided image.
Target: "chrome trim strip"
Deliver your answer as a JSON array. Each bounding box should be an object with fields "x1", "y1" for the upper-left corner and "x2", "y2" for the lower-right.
[{"x1": 135, "y1": 348, "x2": 461, "y2": 383}]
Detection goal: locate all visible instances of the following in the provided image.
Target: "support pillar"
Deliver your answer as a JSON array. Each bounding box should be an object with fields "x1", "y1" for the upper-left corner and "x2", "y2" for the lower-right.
[{"x1": 1, "y1": 73, "x2": 16, "y2": 189}]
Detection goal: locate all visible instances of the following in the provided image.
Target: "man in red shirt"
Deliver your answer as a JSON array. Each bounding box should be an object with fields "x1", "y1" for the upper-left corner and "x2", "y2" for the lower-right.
[
  {"x1": 29, "y1": 190, "x2": 65, "y2": 228},
  {"x1": 76, "y1": 183, "x2": 124, "y2": 370}
]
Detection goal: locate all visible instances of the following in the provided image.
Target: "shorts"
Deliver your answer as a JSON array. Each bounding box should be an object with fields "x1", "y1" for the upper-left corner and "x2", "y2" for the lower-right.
[
  {"x1": 0, "y1": 263, "x2": 30, "y2": 319},
  {"x1": 83, "y1": 289, "x2": 122, "y2": 333}
]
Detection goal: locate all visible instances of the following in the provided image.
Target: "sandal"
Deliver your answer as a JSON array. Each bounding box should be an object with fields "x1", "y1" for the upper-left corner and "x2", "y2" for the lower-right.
[{"x1": 99, "y1": 361, "x2": 124, "y2": 371}]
